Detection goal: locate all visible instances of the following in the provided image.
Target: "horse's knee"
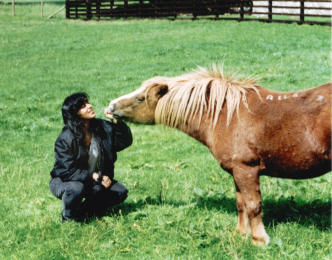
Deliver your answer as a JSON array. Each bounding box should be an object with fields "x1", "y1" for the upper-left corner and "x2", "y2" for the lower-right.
[
  {"x1": 245, "y1": 200, "x2": 262, "y2": 218},
  {"x1": 236, "y1": 200, "x2": 246, "y2": 212}
]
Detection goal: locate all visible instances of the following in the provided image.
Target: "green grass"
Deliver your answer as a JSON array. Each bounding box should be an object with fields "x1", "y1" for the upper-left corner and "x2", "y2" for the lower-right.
[{"x1": 0, "y1": 3, "x2": 331, "y2": 259}]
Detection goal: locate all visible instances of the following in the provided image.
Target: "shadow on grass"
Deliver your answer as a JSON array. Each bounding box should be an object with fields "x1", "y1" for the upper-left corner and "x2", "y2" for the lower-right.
[
  {"x1": 194, "y1": 195, "x2": 330, "y2": 231},
  {"x1": 97, "y1": 195, "x2": 331, "y2": 231},
  {"x1": 263, "y1": 197, "x2": 331, "y2": 231}
]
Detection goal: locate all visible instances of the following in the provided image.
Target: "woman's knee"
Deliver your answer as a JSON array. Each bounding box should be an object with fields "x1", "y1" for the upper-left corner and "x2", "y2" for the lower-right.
[
  {"x1": 121, "y1": 189, "x2": 128, "y2": 202},
  {"x1": 113, "y1": 183, "x2": 128, "y2": 203},
  {"x1": 49, "y1": 177, "x2": 65, "y2": 199},
  {"x1": 91, "y1": 183, "x2": 104, "y2": 195},
  {"x1": 118, "y1": 188, "x2": 128, "y2": 201},
  {"x1": 64, "y1": 181, "x2": 85, "y2": 197}
]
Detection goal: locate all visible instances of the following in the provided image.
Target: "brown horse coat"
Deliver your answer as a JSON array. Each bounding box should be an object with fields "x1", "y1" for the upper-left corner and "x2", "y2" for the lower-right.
[{"x1": 108, "y1": 66, "x2": 331, "y2": 245}]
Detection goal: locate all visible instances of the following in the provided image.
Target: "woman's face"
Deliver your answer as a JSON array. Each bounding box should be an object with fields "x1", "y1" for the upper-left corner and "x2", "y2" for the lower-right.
[{"x1": 77, "y1": 101, "x2": 96, "y2": 120}]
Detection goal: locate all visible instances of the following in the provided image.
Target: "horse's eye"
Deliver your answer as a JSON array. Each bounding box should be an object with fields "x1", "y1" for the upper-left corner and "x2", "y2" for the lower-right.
[{"x1": 136, "y1": 96, "x2": 145, "y2": 102}]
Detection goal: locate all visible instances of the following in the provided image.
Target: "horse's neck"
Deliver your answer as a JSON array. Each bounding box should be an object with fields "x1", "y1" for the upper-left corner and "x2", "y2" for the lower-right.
[
  {"x1": 173, "y1": 114, "x2": 216, "y2": 148},
  {"x1": 174, "y1": 87, "x2": 274, "y2": 146},
  {"x1": 173, "y1": 84, "x2": 331, "y2": 151}
]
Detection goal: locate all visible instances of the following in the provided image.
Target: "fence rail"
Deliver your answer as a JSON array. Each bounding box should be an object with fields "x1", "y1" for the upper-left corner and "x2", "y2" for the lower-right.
[{"x1": 65, "y1": 0, "x2": 331, "y2": 25}]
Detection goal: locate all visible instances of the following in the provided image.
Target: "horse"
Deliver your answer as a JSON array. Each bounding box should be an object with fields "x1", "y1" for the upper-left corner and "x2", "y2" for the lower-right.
[{"x1": 107, "y1": 66, "x2": 331, "y2": 245}]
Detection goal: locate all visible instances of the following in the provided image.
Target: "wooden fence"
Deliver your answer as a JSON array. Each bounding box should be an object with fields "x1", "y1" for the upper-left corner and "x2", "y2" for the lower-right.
[{"x1": 65, "y1": 0, "x2": 331, "y2": 25}]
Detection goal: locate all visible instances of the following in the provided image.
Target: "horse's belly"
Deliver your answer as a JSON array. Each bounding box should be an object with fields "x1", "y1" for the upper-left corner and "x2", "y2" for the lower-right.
[
  {"x1": 261, "y1": 157, "x2": 331, "y2": 179},
  {"x1": 258, "y1": 131, "x2": 331, "y2": 179}
]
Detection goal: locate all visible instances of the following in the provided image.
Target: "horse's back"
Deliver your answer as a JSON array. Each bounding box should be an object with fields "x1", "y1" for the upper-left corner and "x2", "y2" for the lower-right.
[
  {"x1": 225, "y1": 83, "x2": 332, "y2": 179},
  {"x1": 260, "y1": 83, "x2": 331, "y2": 178}
]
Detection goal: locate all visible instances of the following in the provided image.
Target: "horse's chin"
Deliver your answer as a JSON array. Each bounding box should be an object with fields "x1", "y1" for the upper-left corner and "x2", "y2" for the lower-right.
[
  {"x1": 127, "y1": 118, "x2": 156, "y2": 125},
  {"x1": 131, "y1": 118, "x2": 156, "y2": 125},
  {"x1": 136, "y1": 121, "x2": 155, "y2": 125},
  {"x1": 113, "y1": 114, "x2": 130, "y2": 122},
  {"x1": 113, "y1": 113, "x2": 155, "y2": 125}
]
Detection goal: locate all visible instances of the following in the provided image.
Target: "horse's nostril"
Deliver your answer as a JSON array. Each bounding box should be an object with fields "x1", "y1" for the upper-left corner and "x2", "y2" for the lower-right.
[{"x1": 109, "y1": 103, "x2": 116, "y2": 113}]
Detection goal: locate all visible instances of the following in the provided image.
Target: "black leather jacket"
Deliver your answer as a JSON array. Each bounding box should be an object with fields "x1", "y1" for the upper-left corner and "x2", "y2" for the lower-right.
[{"x1": 50, "y1": 118, "x2": 132, "y2": 183}]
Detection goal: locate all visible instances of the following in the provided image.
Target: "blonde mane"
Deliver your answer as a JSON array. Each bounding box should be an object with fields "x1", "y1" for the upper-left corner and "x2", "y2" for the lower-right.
[{"x1": 155, "y1": 65, "x2": 259, "y2": 129}]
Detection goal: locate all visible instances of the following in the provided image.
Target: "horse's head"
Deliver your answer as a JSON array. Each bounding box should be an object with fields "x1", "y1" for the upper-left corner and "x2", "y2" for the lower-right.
[{"x1": 108, "y1": 76, "x2": 169, "y2": 123}]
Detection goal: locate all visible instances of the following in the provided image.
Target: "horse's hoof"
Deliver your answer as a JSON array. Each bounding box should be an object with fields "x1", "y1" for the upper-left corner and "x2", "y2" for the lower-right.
[{"x1": 252, "y1": 235, "x2": 270, "y2": 246}]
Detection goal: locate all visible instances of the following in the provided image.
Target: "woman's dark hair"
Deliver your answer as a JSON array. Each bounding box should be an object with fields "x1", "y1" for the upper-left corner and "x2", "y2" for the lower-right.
[{"x1": 61, "y1": 92, "x2": 89, "y2": 141}]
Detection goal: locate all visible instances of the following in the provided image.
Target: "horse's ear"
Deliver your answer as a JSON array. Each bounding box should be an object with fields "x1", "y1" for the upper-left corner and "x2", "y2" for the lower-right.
[
  {"x1": 157, "y1": 84, "x2": 168, "y2": 97},
  {"x1": 145, "y1": 77, "x2": 169, "y2": 105}
]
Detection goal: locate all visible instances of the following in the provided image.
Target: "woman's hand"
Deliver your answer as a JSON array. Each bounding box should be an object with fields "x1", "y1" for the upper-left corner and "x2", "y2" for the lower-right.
[
  {"x1": 92, "y1": 173, "x2": 112, "y2": 189},
  {"x1": 104, "y1": 107, "x2": 117, "y2": 123},
  {"x1": 92, "y1": 172, "x2": 99, "y2": 182},
  {"x1": 101, "y1": 175, "x2": 112, "y2": 189}
]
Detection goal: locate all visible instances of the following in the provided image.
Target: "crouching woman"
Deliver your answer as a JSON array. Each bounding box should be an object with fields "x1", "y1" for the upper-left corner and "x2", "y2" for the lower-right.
[{"x1": 49, "y1": 92, "x2": 132, "y2": 221}]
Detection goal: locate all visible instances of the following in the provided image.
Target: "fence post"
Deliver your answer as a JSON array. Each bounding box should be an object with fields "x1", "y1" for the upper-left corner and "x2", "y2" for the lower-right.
[
  {"x1": 109, "y1": 0, "x2": 113, "y2": 19},
  {"x1": 139, "y1": 0, "x2": 142, "y2": 18},
  {"x1": 65, "y1": 0, "x2": 69, "y2": 18},
  {"x1": 299, "y1": 0, "x2": 304, "y2": 24},
  {"x1": 268, "y1": 0, "x2": 272, "y2": 22},
  {"x1": 86, "y1": 0, "x2": 92, "y2": 19},
  {"x1": 193, "y1": 0, "x2": 197, "y2": 20},
  {"x1": 96, "y1": 0, "x2": 100, "y2": 20},
  {"x1": 124, "y1": 0, "x2": 128, "y2": 19},
  {"x1": 240, "y1": 0, "x2": 244, "y2": 20},
  {"x1": 155, "y1": 0, "x2": 158, "y2": 18},
  {"x1": 75, "y1": 4, "x2": 78, "y2": 18}
]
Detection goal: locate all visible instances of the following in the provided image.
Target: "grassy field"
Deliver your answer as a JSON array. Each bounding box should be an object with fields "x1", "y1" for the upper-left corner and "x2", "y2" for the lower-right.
[{"x1": 0, "y1": 2, "x2": 331, "y2": 259}]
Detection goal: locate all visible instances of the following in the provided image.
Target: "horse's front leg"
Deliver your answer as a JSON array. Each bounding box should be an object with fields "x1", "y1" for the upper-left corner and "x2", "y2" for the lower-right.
[
  {"x1": 235, "y1": 183, "x2": 251, "y2": 237},
  {"x1": 233, "y1": 164, "x2": 270, "y2": 246}
]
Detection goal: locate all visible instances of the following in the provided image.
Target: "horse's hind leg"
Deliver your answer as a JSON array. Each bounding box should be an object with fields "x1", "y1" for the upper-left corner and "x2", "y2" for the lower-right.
[
  {"x1": 233, "y1": 165, "x2": 270, "y2": 246},
  {"x1": 235, "y1": 184, "x2": 251, "y2": 236}
]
